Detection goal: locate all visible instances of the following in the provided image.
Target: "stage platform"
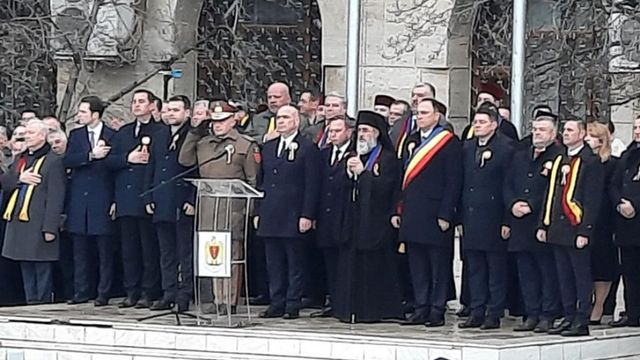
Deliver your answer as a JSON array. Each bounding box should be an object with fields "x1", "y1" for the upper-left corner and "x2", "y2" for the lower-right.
[{"x1": 0, "y1": 303, "x2": 639, "y2": 360}]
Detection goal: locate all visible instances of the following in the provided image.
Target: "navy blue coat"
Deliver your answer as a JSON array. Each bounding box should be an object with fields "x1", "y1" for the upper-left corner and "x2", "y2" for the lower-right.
[
  {"x1": 315, "y1": 143, "x2": 352, "y2": 248},
  {"x1": 504, "y1": 141, "x2": 564, "y2": 252},
  {"x1": 255, "y1": 134, "x2": 320, "y2": 238},
  {"x1": 63, "y1": 125, "x2": 116, "y2": 235},
  {"x1": 105, "y1": 120, "x2": 167, "y2": 218},
  {"x1": 460, "y1": 133, "x2": 514, "y2": 252},
  {"x1": 397, "y1": 129, "x2": 462, "y2": 247},
  {"x1": 613, "y1": 143, "x2": 640, "y2": 247},
  {"x1": 143, "y1": 123, "x2": 194, "y2": 223}
]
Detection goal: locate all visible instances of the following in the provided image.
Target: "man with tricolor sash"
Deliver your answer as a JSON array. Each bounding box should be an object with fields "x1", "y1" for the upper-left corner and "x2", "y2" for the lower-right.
[
  {"x1": 458, "y1": 102, "x2": 514, "y2": 330},
  {"x1": 391, "y1": 98, "x2": 462, "y2": 327},
  {"x1": 536, "y1": 119, "x2": 604, "y2": 337},
  {"x1": 1, "y1": 119, "x2": 66, "y2": 304},
  {"x1": 504, "y1": 111, "x2": 563, "y2": 333}
]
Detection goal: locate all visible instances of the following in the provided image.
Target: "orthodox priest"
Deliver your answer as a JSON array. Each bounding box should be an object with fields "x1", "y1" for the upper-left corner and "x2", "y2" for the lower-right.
[{"x1": 333, "y1": 110, "x2": 403, "y2": 323}]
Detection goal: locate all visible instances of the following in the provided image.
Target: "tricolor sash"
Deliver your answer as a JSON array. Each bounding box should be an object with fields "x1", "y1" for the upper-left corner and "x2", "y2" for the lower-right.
[
  {"x1": 267, "y1": 116, "x2": 276, "y2": 133},
  {"x1": 365, "y1": 144, "x2": 382, "y2": 171},
  {"x1": 542, "y1": 155, "x2": 583, "y2": 226},
  {"x1": 402, "y1": 129, "x2": 454, "y2": 190},
  {"x1": 466, "y1": 126, "x2": 475, "y2": 140},
  {"x1": 315, "y1": 126, "x2": 329, "y2": 149},
  {"x1": 3, "y1": 156, "x2": 47, "y2": 222},
  {"x1": 395, "y1": 114, "x2": 415, "y2": 158}
]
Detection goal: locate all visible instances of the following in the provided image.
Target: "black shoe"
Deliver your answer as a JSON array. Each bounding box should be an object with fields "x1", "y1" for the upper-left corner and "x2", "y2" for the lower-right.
[
  {"x1": 118, "y1": 297, "x2": 139, "y2": 308},
  {"x1": 249, "y1": 295, "x2": 270, "y2": 306},
  {"x1": 283, "y1": 311, "x2": 299, "y2": 320},
  {"x1": 134, "y1": 298, "x2": 152, "y2": 309},
  {"x1": 259, "y1": 307, "x2": 284, "y2": 318},
  {"x1": 561, "y1": 324, "x2": 589, "y2": 337},
  {"x1": 218, "y1": 304, "x2": 228, "y2": 316},
  {"x1": 425, "y1": 315, "x2": 445, "y2": 328},
  {"x1": 176, "y1": 301, "x2": 189, "y2": 313},
  {"x1": 533, "y1": 319, "x2": 552, "y2": 333},
  {"x1": 94, "y1": 297, "x2": 109, "y2": 307},
  {"x1": 310, "y1": 307, "x2": 333, "y2": 318},
  {"x1": 401, "y1": 313, "x2": 429, "y2": 326},
  {"x1": 589, "y1": 318, "x2": 602, "y2": 326},
  {"x1": 611, "y1": 316, "x2": 640, "y2": 327},
  {"x1": 458, "y1": 316, "x2": 484, "y2": 329},
  {"x1": 456, "y1": 306, "x2": 470, "y2": 318},
  {"x1": 67, "y1": 297, "x2": 90, "y2": 305},
  {"x1": 480, "y1": 317, "x2": 500, "y2": 330},
  {"x1": 548, "y1": 320, "x2": 572, "y2": 335},
  {"x1": 150, "y1": 299, "x2": 174, "y2": 311},
  {"x1": 301, "y1": 297, "x2": 323, "y2": 309},
  {"x1": 514, "y1": 317, "x2": 538, "y2": 332}
]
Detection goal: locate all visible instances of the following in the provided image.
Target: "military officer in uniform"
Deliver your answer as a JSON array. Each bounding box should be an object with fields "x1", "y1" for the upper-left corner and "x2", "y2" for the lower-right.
[
  {"x1": 106, "y1": 89, "x2": 165, "y2": 308},
  {"x1": 248, "y1": 82, "x2": 292, "y2": 144},
  {"x1": 64, "y1": 96, "x2": 116, "y2": 306},
  {"x1": 254, "y1": 105, "x2": 320, "y2": 319},
  {"x1": 537, "y1": 119, "x2": 604, "y2": 336},
  {"x1": 143, "y1": 95, "x2": 194, "y2": 312},
  {"x1": 392, "y1": 98, "x2": 462, "y2": 327},
  {"x1": 459, "y1": 102, "x2": 514, "y2": 330},
  {"x1": 504, "y1": 111, "x2": 563, "y2": 332},
  {"x1": 179, "y1": 100, "x2": 260, "y2": 315}
]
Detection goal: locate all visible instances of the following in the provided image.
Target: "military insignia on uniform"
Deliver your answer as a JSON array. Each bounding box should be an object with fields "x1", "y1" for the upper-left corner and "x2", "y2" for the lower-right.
[
  {"x1": 169, "y1": 133, "x2": 180, "y2": 151},
  {"x1": 253, "y1": 146, "x2": 262, "y2": 164},
  {"x1": 288, "y1": 142, "x2": 299, "y2": 161},
  {"x1": 541, "y1": 160, "x2": 553, "y2": 177},
  {"x1": 140, "y1": 136, "x2": 151, "y2": 153},
  {"x1": 407, "y1": 142, "x2": 416, "y2": 157},
  {"x1": 373, "y1": 163, "x2": 380, "y2": 177},
  {"x1": 224, "y1": 144, "x2": 235, "y2": 164},
  {"x1": 561, "y1": 164, "x2": 571, "y2": 185},
  {"x1": 480, "y1": 150, "x2": 492, "y2": 168},
  {"x1": 214, "y1": 105, "x2": 223, "y2": 113}
]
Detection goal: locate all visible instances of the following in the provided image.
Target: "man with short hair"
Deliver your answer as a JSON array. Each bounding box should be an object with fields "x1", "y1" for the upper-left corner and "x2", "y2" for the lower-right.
[
  {"x1": 373, "y1": 95, "x2": 395, "y2": 120},
  {"x1": 298, "y1": 90, "x2": 324, "y2": 142},
  {"x1": 392, "y1": 98, "x2": 462, "y2": 327},
  {"x1": 47, "y1": 131, "x2": 67, "y2": 155},
  {"x1": 2, "y1": 119, "x2": 66, "y2": 304},
  {"x1": 249, "y1": 82, "x2": 292, "y2": 144},
  {"x1": 145, "y1": 95, "x2": 194, "y2": 312},
  {"x1": 311, "y1": 117, "x2": 353, "y2": 318},
  {"x1": 505, "y1": 111, "x2": 563, "y2": 332},
  {"x1": 324, "y1": 93, "x2": 347, "y2": 121},
  {"x1": 388, "y1": 100, "x2": 411, "y2": 147},
  {"x1": 43, "y1": 116, "x2": 61, "y2": 132},
  {"x1": 106, "y1": 89, "x2": 165, "y2": 309},
  {"x1": 254, "y1": 105, "x2": 320, "y2": 320},
  {"x1": 459, "y1": 102, "x2": 514, "y2": 330},
  {"x1": 64, "y1": 96, "x2": 116, "y2": 306},
  {"x1": 537, "y1": 119, "x2": 603, "y2": 336}
]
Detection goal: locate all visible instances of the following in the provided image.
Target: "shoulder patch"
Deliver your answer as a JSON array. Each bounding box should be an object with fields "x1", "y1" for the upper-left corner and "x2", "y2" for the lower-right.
[{"x1": 253, "y1": 146, "x2": 262, "y2": 164}]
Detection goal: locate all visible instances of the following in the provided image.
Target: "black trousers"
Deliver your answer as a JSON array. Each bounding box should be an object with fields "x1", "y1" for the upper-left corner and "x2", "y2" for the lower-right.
[
  {"x1": 621, "y1": 246, "x2": 640, "y2": 320},
  {"x1": 119, "y1": 216, "x2": 161, "y2": 300},
  {"x1": 516, "y1": 250, "x2": 562, "y2": 320},
  {"x1": 155, "y1": 216, "x2": 194, "y2": 303},
  {"x1": 72, "y1": 233, "x2": 114, "y2": 300},
  {"x1": 303, "y1": 236, "x2": 326, "y2": 307},
  {"x1": 54, "y1": 231, "x2": 74, "y2": 301},
  {"x1": 554, "y1": 245, "x2": 592, "y2": 325},
  {"x1": 264, "y1": 237, "x2": 305, "y2": 312},
  {"x1": 248, "y1": 231, "x2": 269, "y2": 298},
  {"x1": 465, "y1": 250, "x2": 507, "y2": 319},
  {"x1": 407, "y1": 243, "x2": 451, "y2": 318},
  {"x1": 20, "y1": 261, "x2": 53, "y2": 304},
  {"x1": 322, "y1": 247, "x2": 339, "y2": 306}
]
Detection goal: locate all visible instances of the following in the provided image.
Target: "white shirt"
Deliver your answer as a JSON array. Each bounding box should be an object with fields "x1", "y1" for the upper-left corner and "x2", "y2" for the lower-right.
[
  {"x1": 567, "y1": 144, "x2": 584, "y2": 157},
  {"x1": 419, "y1": 127, "x2": 434, "y2": 141},
  {"x1": 87, "y1": 121, "x2": 104, "y2": 148},
  {"x1": 611, "y1": 137, "x2": 626, "y2": 158},
  {"x1": 331, "y1": 140, "x2": 351, "y2": 165},
  {"x1": 278, "y1": 132, "x2": 298, "y2": 156}
]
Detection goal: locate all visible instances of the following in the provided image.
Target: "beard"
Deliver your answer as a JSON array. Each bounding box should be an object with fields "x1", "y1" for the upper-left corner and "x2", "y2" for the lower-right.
[{"x1": 356, "y1": 137, "x2": 377, "y2": 155}]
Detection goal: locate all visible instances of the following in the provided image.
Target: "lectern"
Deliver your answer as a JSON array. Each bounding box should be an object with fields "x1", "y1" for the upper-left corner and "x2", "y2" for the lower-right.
[{"x1": 187, "y1": 178, "x2": 263, "y2": 327}]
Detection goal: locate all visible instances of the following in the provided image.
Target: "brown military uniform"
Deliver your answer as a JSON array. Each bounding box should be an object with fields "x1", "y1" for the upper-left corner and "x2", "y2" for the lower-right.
[{"x1": 178, "y1": 126, "x2": 260, "y2": 308}]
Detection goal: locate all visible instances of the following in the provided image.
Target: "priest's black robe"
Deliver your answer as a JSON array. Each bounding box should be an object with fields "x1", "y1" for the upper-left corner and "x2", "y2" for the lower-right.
[{"x1": 333, "y1": 149, "x2": 404, "y2": 323}]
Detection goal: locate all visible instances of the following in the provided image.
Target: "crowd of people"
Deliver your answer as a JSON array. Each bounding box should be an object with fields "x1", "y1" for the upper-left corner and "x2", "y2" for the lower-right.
[{"x1": 0, "y1": 80, "x2": 639, "y2": 339}]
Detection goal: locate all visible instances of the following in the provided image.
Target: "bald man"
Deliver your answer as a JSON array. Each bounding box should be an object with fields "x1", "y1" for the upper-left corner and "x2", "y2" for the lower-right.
[
  {"x1": 248, "y1": 82, "x2": 292, "y2": 144},
  {"x1": 254, "y1": 105, "x2": 320, "y2": 319}
]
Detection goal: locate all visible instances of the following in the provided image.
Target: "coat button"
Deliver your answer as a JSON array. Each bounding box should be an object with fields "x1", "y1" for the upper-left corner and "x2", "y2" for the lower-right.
[
  {"x1": 469, "y1": 187, "x2": 474, "y2": 192},
  {"x1": 326, "y1": 208, "x2": 331, "y2": 213},
  {"x1": 273, "y1": 169, "x2": 278, "y2": 175},
  {"x1": 560, "y1": 215, "x2": 565, "y2": 220},
  {"x1": 84, "y1": 192, "x2": 89, "y2": 196},
  {"x1": 329, "y1": 176, "x2": 334, "y2": 181},
  {"x1": 126, "y1": 185, "x2": 132, "y2": 189},
  {"x1": 468, "y1": 207, "x2": 474, "y2": 212},
  {"x1": 524, "y1": 189, "x2": 530, "y2": 194},
  {"x1": 327, "y1": 192, "x2": 332, "y2": 196},
  {"x1": 129, "y1": 168, "x2": 134, "y2": 172},
  {"x1": 162, "y1": 168, "x2": 167, "y2": 172},
  {"x1": 271, "y1": 184, "x2": 275, "y2": 188},
  {"x1": 165, "y1": 155, "x2": 169, "y2": 160},
  {"x1": 527, "y1": 172, "x2": 533, "y2": 178}
]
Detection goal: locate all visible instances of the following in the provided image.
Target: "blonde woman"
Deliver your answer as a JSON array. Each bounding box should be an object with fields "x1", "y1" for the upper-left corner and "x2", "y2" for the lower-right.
[{"x1": 584, "y1": 121, "x2": 618, "y2": 324}]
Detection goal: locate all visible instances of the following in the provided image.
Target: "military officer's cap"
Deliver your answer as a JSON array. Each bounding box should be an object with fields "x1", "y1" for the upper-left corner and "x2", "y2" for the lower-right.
[
  {"x1": 210, "y1": 101, "x2": 238, "y2": 121},
  {"x1": 374, "y1": 94, "x2": 395, "y2": 108},
  {"x1": 478, "y1": 82, "x2": 504, "y2": 100}
]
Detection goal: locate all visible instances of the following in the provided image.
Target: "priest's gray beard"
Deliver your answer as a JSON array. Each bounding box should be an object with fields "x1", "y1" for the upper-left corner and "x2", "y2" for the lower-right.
[{"x1": 356, "y1": 137, "x2": 377, "y2": 155}]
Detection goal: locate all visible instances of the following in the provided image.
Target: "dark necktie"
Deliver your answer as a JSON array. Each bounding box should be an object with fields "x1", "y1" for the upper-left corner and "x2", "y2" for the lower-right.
[
  {"x1": 89, "y1": 131, "x2": 95, "y2": 148},
  {"x1": 332, "y1": 148, "x2": 341, "y2": 166}
]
